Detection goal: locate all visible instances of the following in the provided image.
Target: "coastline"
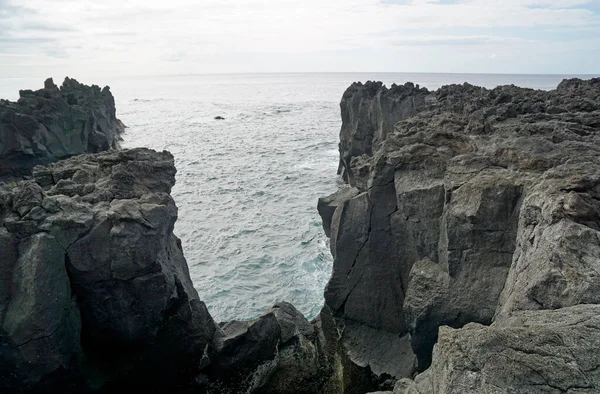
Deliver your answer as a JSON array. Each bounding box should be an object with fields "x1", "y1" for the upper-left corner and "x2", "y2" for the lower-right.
[{"x1": 2, "y1": 76, "x2": 600, "y2": 393}]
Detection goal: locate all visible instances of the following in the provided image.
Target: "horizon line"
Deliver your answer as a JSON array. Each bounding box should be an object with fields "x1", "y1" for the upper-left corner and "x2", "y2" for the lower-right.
[{"x1": 2, "y1": 71, "x2": 600, "y2": 81}]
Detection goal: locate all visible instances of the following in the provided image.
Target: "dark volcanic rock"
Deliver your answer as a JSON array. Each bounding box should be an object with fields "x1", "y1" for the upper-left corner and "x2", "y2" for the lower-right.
[
  {"x1": 319, "y1": 77, "x2": 600, "y2": 389},
  {"x1": 401, "y1": 305, "x2": 600, "y2": 393},
  {"x1": 0, "y1": 77, "x2": 125, "y2": 178},
  {"x1": 337, "y1": 82, "x2": 429, "y2": 184},
  {"x1": 204, "y1": 302, "x2": 339, "y2": 394},
  {"x1": 0, "y1": 148, "x2": 217, "y2": 393}
]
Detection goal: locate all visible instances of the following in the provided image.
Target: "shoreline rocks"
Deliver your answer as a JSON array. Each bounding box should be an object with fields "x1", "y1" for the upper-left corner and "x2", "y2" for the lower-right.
[
  {"x1": 0, "y1": 148, "x2": 371, "y2": 394},
  {"x1": 0, "y1": 77, "x2": 125, "y2": 179},
  {"x1": 319, "y1": 77, "x2": 600, "y2": 392},
  {"x1": 0, "y1": 148, "x2": 217, "y2": 393},
  {"x1": 2, "y1": 77, "x2": 600, "y2": 393}
]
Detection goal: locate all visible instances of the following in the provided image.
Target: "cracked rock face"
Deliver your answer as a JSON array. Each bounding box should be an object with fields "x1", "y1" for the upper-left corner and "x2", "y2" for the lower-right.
[
  {"x1": 405, "y1": 305, "x2": 600, "y2": 394},
  {"x1": 0, "y1": 148, "x2": 217, "y2": 393},
  {"x1": 319, "y1": 78, "x2": 600, "y2": 387},
  {"x1": 0, "y1": 77, "x2": 125, "y2": 178}
]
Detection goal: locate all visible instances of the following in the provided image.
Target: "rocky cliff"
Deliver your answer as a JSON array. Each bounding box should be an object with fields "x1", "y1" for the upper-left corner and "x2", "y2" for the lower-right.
[
  {"x1": 319, "y1": 78, "x2": 600, "y2": 393},
  {"x1": 3, "y1": 77, "x2": 600, "y2": 394},
  {"x1": 0, "y1": 78, "x2": 125, "y2": 179},
  {"x1": 0, "y1": 148, "x2": 370, "y2": 394},
  {"x1": 0, "y1": 148, "x2": 218, "y2": 392}
]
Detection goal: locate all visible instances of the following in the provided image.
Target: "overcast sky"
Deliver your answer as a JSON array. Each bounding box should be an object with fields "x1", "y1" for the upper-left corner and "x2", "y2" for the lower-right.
[{"x1": 1, "y1": 0, "x2": 599, "y2": 78}]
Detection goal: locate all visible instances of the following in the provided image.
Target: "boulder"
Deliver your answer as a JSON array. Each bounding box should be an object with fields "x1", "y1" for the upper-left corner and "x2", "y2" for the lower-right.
[
  {"x1": 399, "y1": 305, "x2": 600, "y2": 393},
  {"x1": 203, "y1": 302, "x2": 335, "y2": 394}
]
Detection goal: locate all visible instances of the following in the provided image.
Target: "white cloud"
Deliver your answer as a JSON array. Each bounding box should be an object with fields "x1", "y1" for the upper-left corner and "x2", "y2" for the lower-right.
[{"x1": 0, "y1": 0, "x2": 598, "y2": 76}]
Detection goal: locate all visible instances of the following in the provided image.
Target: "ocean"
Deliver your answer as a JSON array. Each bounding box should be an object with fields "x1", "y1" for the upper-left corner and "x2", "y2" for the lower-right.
[{"x1": 1, "y1": 72, "x2": 597, "y2": 322}]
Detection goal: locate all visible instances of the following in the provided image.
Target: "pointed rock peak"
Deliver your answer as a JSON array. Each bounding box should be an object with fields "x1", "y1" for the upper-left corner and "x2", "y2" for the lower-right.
[{"x1": 44, "y1": 78, "x2": 58, "y2": 91}]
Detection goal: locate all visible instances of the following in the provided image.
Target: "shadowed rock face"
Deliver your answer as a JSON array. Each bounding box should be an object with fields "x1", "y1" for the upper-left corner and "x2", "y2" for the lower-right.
[
  {"x1": 319, "y1": 77, "x2": 600, "y2": 388},
  {"x1": 0, "y1": 77, "x2": 125, "y2": 178},
  {"x1": 0, "y1": 148, "x2": 357, "y2": 394},
  {"x1": 0, "y1": 148, "x2": 217, "y2": 393}
]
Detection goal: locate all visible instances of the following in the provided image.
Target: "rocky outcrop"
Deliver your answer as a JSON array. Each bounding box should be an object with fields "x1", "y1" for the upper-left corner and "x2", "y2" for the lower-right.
[
  {"x1": 4, "y1": 77, "x2": 600, "y2": 393},
  {"x1": 0, "y1": 148, "x2": 217, "y2": 393},
  {"x1": 337, "y1": 82, "x2": 429, "y2": 184},
  {"x1": 319, "y1": 78, "x2": 600, "y2": 391},
  {"x1": 203, "y1": 302, "x2": 339, "y2": 394},
  {"x1": 0, "y1": 78, "x2": 125, "y2": 179},
  {"x1": 401, "y1": 305, "x2": 600, "y2": 393},
  {"x1": 0, "y1": 147, "x2": 371, "y2": 394}
]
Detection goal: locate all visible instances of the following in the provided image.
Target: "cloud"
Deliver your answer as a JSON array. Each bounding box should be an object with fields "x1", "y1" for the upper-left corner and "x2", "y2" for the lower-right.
[
  {"x1": 0, "y1": 0, "x2": 599, "y2": 76},
  {"x1": 388, "y1": 35, "x2": 535, "y2": 46},
  {"x1": 21, "y1": 21, "x2": 75, "y2": 32},
  {"x1": 161, "y1": 51, "x2": 186, "y2": 63}
]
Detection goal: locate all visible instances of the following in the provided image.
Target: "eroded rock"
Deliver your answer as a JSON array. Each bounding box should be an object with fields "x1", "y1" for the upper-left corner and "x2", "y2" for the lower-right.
[
  {"x1": 0, "y1": 77, "x2": 125, "y2": 179},
  {"x1": 400, "y1": 305, "x2": 600, "y2": 393},
  {"x1": 319, "y1": 77, "x2": 600, "y2": 387},
  {"x1": 0, "y1": 148, "x2": 217, "y2": 393}
]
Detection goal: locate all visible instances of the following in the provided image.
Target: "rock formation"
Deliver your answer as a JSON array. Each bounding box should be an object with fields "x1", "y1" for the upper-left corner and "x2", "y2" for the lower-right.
[
  {"x1": 319, "y1": 78, "x2": 600, "y2": 393},
  {"x1": 3, "y1": 76, "x2": 600, "y2": 393},
  {"x1": 0, "y1": 148, "x2": 369, "y2": 394},
  {"x1": 0, "y1": 148, "x2": 218, "y2": 393},
  {"x1": 0, "y1": 77, "x2": 125, "y2": 179}
]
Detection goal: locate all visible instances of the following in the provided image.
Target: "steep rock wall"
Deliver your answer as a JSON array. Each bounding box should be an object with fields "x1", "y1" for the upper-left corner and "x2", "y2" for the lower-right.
[
  {"x1": 0, "y1": 148, "x2": 217, "y2": 392},
  {"x1": 320, "y1": 78, "x2": 600, "y2": 388}
]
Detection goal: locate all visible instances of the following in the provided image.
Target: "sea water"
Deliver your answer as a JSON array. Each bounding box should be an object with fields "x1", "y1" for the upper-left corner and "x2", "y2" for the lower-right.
[{"x1": 1, "y1": 72, "x2": 597, "y2": 322}]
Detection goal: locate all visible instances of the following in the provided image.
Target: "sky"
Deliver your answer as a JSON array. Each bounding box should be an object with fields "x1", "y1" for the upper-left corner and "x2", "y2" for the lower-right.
[{"x1": 0, "y1": 0, "x2": 599, "y2": 78}]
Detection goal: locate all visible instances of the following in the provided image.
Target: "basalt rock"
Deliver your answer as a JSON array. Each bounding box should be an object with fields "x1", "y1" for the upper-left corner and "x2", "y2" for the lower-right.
[
  {"x1": 0, "y1": 77, "x2": 125, "y2": 179},
  {"x1": 400, "y1": 305, "x2": 600, "y2": 393},
  {"x1": 319, "y1": 77, "x2": 600, "y2": 389},
  {"x1": 0, "y1": 148, "x2": 353, "y2": 394},
  {"x1": 204, "y1": 302, "x2": 334, "y2": 394},
  {"x1": 337, "y1": 82, "x2": 429, "y2": 184},
  {"x1": 0, "y1": 148, "x2": 217, "y2": 393}
]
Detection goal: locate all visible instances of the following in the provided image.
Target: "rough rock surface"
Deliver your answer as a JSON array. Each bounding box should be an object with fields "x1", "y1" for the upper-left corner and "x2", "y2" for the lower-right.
[
  {"x1": 0, "y1": 147, "x2": 365, "y2": 394},
  {"x1": 203, "y1": 302, "x2": 333, "y2": 393},
  {"x1": 319, "y1": 78, "x2": 600, "y2": 389},
  {"x1": 402, "y1": 305, "x2": 600, "y2": 393},
  {"x1": 4, "y1": 77, "x2": 600, "y2": 393},
  {"x1": 0, "y1": 77, "x2": 125, "y2": 178},
  {"x1": 0, "y1": 148, "x2": 217, "y2": 393}
]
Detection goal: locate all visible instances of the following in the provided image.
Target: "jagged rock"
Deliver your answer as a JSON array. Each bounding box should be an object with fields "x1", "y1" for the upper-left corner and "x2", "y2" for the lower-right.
[
  {"x1": 496, "y1": 161, "x2": 600, "y2": 319},
  {"x1": 338, "y1": 82, "x2": 429, "y2": 184},
  {"x1": 317, "y1": 186, "x2": 360, "y2": 238},
  {"x1": 338, "y1": 320, "x2": 415, "y2": 381},
  {"x1": 0, "y1": 77, "x2": 125, "y2": 178},
  {"x1": 0, "y1": 233, "x2": 82, "y2": 393},
  {"x1": 399, "y1": 305, "x2": 600, "y2": 393},
  {"x1": 319, "y1": 77, "x2": 600, "y2": 385},
  {"x1": 204, "y1": 302, "x2": 334, "y2": 394},
  {"x1": 0, "y1": 148, "x2": 217, "y2": 393}
]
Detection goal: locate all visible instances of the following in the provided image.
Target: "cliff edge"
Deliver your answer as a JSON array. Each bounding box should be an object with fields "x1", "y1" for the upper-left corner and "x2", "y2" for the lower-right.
[
  {"x1": 319, "y1": 78, "x2": 600, "y2": 393},
  {"x1": 0, "y1": 78, "x2": 125, "y2": 178},
  {"x1": 0, "y1": 148, "x2": 350, "y2": 394}
]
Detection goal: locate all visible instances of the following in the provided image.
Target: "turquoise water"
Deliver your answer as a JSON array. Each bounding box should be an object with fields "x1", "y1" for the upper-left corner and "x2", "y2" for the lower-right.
[{"x1": 1, "y1": 72, "x2": 598, "y2": 322}]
